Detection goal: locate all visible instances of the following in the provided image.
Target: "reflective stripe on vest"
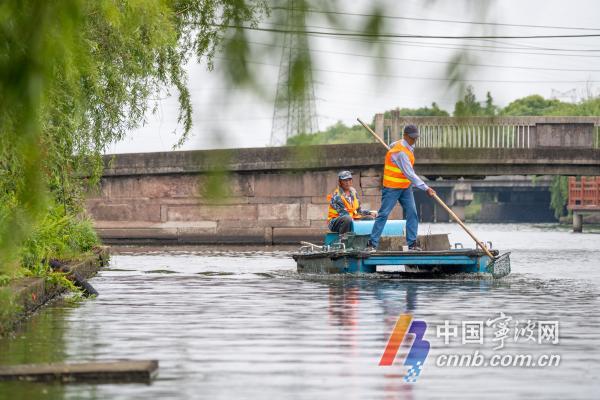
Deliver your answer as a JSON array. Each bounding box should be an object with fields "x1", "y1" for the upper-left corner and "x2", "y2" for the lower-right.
[
  {"x1": 382, "y1": 142, "x2": 414, "y2": 189},
  {"x1": 327, "y1": 187, "x2": 362, "y2": 222}
]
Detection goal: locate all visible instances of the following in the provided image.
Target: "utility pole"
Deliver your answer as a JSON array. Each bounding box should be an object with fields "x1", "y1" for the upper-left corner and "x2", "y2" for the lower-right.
[{"x1": 270, "y1": 0, "x2": 319, "y2": 146}]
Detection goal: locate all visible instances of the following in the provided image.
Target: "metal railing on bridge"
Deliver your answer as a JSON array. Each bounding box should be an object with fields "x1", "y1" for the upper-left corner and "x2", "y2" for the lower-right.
[
  {"x1": 374, "y1": 115, "x2": 600, "y2": 149},
  {"x1": 418, "y1": 124, "x2": 534, "y2": 148}
]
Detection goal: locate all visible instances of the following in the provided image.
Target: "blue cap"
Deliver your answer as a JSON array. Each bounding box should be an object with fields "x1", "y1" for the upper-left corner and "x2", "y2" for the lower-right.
[
  {"x1": 404, "y1": 124, "x2": 419, "y2": 138},
  {"x1": 338, "y1": 170, "x2": 353, "y2": 180}
]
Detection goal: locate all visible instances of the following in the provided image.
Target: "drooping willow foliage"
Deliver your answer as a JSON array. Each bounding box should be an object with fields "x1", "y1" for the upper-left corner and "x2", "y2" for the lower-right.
[{"x1": 0, "y1": 0, "x2": 273, "y2": 274}]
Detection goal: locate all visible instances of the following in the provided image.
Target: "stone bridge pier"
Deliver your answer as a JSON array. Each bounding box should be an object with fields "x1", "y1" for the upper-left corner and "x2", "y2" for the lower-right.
[
  {"x1": 446, "y1": 182, "x2": 474, "y2": 221},
  {"x1": 416, "y1": 183, "x2": 473, "y2": 222}
]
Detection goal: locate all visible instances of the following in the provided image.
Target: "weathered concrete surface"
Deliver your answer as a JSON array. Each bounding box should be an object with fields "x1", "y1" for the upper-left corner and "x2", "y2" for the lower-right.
[
  {"x1": 417, "y1": 148, "x2": 600, "y2": 176},
  {"x1": 88, "y1": 166, "x2": 401, "y2": 245},
  {"x1": 378, "y1": 234, "x2": 451, "y2": 251},
  {"x1": 0, "y1": 247, "x2": 109, "y2": 336},
  {"x1": 374, "y1": 115, "x2": 600, "y2": 145},
  {"x1": 89, "y1": 141, "x2": 599, "y2": 245},
  {"x1": 102, "y1": 144, "x2": 600, "y2": 177},
  {"x1": 0, "y1": 360, "x2": 158, "y2": 383}
]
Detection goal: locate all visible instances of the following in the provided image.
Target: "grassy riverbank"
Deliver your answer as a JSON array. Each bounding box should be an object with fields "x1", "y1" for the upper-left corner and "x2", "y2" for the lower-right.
[
  {"x1": 0, "y1": 246, "x2": 109, "y2": 336},
  {"x1": 0, "y1": 200, "x2": 100, "y2": 331}
]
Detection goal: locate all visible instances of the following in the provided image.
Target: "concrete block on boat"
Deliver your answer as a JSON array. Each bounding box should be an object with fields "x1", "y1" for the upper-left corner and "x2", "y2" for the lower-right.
[
  {"x1": 374, "y1": 234, "x2": 450, "y2": 251},
  {"x1": 417, "y1": 234, "x2": 451, "y2": 251},
  {"x1": 379, "y1": 236, "x2": 407, "y2": 250},
  {"x1": 343, "y1": 234, "x2": 370, "y2": 250}
]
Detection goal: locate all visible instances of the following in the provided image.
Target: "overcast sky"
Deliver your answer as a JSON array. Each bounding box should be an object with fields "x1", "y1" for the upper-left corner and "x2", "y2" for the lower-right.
[{"x1": 107, "y1": 0, "x2": 600, "y2": 154}]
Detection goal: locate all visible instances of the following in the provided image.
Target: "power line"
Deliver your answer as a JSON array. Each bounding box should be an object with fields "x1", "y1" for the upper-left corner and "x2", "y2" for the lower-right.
[
  {"x1": 269, "y1": 7, "x2": 600, "y2": 32},
  {"x1": 307, "y1": 34, "x2": 600, "y2": 59},
  {"x1": 475, "y1": 38, "x2": 600, "y2": 53},
  {"x1": 193, "y1": 115, "x2": 336, "y2": 122},
  {"x1": 214, "y1": 25, "x2": 600, "y2": 58},
  {"x1": 314, "y1": 68, "x2": 599, "y2": 84},
  {"x1": 315, "y1": 82, "x2": 458, "y2": 102},
  {"x1": 256, "y1": 21, "x2": 600, "y2": 52},
  {"x1": 244, "y1": 40, "x2": 600, "y2": 73},
  {"x1": 215, "y1": 57, "x2": 599, "y2": 84},
  {"x1": 217, "y1": 24, "x2": 600, "y2": 40}
]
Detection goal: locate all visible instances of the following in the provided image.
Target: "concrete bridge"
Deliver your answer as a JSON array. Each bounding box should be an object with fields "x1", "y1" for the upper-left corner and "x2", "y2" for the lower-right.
[{"x1": 87, "y1": 119, "x2": 600, "y2": 244}]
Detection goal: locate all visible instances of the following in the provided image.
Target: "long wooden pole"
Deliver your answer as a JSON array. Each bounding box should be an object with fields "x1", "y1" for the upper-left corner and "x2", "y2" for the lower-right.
[
  {"x1": 430, "y1": 194, "x2": 494, "y2": 258},
  {"x1": 357, "y1": 118, "x2": 389, "y2": 149},
  {"x1": 357, "y1": 118, "x2": 495, "y2": 259}
]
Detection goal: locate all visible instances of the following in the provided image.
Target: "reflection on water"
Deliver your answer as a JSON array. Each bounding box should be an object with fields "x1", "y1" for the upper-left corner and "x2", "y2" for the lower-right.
[{"x1": 0, "y1": 224, "x2": 598, "y2": 400}]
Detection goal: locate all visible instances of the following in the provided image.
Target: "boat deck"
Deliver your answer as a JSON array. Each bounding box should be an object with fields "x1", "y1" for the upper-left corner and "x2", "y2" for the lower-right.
[
  {"x1": 293, "y1": 248, "x2": 501, "y2": 275},
  {"x1": 363, "y1": 250, "x2": 497, "y2": 266}
]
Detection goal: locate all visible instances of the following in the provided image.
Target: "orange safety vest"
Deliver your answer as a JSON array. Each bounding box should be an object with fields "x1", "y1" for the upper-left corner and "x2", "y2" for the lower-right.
[
  {"x1": 327, "y1": 187, "x2": 362, "y2": 222},
  {"x1": 382, "y1": 141, "x2": 414, "y2": 189}
]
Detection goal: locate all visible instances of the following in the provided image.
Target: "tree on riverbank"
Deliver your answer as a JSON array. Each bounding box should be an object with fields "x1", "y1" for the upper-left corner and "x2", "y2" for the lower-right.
[
  {"x1": 1, "y1": 0, "x2": 273, "y2": 279},
  {"x1": 384, "y1": 103, "x2": 450, "y2": 118},
  {"x1": 453, "y1": 86, "x2": 498, "y2": 117}
]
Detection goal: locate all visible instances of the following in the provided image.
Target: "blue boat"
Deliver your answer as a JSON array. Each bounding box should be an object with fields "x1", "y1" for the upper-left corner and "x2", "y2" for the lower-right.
[{"x1": 292, "y1": 220, "x2": 510, "y2": 278}]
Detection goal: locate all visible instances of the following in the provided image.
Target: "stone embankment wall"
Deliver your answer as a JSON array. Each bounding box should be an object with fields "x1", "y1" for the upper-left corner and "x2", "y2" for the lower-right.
[
  {"x1": 87, "y1": 145, "x2": 400, "y2": 244},
  {"x1": 87, "y1": 135, "x2": 600, "y2": 244}
]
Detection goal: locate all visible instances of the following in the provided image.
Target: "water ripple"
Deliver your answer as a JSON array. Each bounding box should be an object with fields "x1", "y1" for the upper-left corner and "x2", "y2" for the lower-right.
[{"x1": 0, "y1": 224, "x2": 599, "y2": 400}]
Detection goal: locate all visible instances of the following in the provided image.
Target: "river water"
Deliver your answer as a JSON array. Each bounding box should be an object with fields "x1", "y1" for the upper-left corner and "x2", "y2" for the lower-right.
[{"x1": 0, "y1": 224, "x2": 599, "y2": 400}]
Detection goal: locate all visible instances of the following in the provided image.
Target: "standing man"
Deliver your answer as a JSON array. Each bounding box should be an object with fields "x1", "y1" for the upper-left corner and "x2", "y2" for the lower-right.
[
  {"x1": 367, "y1": 125, "x2": 436, "y2": 251},
  {"x1": 328, "y1": 170, "x2": 377, "y2": 234}
]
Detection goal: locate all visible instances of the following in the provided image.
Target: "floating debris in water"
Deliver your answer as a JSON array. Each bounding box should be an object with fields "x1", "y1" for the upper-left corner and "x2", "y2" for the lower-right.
[
  {"x1": 195, "y1": 271, "x2": 235, "y2": 276},
  {"x1": 144, "y1": 269, "x2": 177, "y2": 274},
  {"x1": 253, "y1": 272, "x2": 275, "y2": 278},
  {"x1": 103, "y1": 268, "x2": 137, "y2": 272}
]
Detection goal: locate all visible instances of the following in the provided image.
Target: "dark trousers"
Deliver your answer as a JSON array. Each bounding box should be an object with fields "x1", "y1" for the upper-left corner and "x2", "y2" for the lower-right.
[
  {"x1": 369, "y1": 187, "x2": 418, "y2": 247},
  {"x1": 329, "y1": 215, "x2": 354, "y2": 234},
  {"x1": 329, "y1": 214, "x2": 374, "y2": 234}
]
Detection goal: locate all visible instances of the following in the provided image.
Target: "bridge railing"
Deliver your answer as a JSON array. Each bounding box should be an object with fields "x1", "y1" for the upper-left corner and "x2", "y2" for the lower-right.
[
  {"x1": 417, "y1": 124, "x2": 533, "y2": 149},
  {"x1": 374, "y1": 115, "x2": 600, "y2": 149}
]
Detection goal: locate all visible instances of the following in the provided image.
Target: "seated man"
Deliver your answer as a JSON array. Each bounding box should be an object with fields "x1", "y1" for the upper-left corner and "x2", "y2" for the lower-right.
[{"x1": 327, "y1": 170, "x2": 377, "y2": 234}]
